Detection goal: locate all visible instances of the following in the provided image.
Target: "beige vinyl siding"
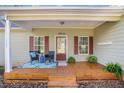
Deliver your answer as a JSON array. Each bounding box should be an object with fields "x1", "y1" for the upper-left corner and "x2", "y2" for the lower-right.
[
  {"x1": 0, "y1": 29, "x2": 32, "y2": 66},
  {"x1": 0, "y1": 28, "x2": 93, "y2": 66},
  {"x1": 94, "y1": 16, "x2": 124, "y2": 70},
  {"x1": 11, "y1": 30, "x2": 32, "y2": 66},
  {"x1": 32, "y1": 28, "x2": 94, "y2": 62}
]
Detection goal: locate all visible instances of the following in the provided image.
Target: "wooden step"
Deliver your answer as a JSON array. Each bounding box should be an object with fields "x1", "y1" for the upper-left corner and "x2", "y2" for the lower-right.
[
  {"x1": 49, "y1": 75, "x2": 76, "y2": 82},
  {"x1": 48, "y1": 75, "x2": 78, "y2": 87},
  {"x1": 4, "y1": 73, "x2": 48, "y2": 80},
  {"x1": 48, "y1": 81, "x2": 78, "y2": 88}
]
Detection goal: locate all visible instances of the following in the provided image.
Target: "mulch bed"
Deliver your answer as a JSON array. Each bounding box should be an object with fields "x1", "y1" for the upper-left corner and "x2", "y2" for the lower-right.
[
  {"x1": 77, "y1": 80, "x2": 124, "y2": 88},
  {"x1": 1, "y1": 80, "x2": 124, "y2": 88},
  {"x1": 3, "y1": 82, "x2": 48, "y2": 88},
  {"x1": 0, "y1": 80, "x2": 47, "y2": 88},
  {"x1": 0, "y1": 74, "x2": 124, "y2": 88}
]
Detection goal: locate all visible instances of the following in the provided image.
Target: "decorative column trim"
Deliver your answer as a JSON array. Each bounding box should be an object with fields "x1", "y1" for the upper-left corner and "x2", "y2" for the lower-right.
[{"x1": 5, "y1": 15, "x2": 12, "y2": 72}]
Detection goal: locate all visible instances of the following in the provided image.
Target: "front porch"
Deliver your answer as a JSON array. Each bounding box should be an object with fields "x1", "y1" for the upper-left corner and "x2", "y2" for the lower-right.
[
  {"x1": 4, "y1": 62, "x2": 118, "y2": 87},
  {"x1": 2, "y1": 6, "x2": 124, "y2": 73},
  {"x1": 0, "y1": 5, "x2": 124, "y2": 88}
]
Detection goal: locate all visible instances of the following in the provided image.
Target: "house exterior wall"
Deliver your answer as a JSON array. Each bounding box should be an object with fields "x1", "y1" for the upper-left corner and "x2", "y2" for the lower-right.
[
  {"x1": 0, "y1": 28, "x2": 93, "y2": 66},
  {"x1": 94, "y1": 16, "x2": 124, "y2": 70},
  {"x1": 0, "y1": 29, "x2": 32, "y2": 66}
]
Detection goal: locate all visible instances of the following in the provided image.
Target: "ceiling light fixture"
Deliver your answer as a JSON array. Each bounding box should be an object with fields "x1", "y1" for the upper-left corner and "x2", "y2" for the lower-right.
[{"x1": 60, "y1": 21, "x2": 64, "y2": 25}]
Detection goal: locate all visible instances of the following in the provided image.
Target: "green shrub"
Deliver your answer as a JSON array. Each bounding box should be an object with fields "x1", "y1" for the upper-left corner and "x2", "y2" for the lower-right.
[
  {"x1": 104, "y1": 63, "x2": 122, "y2": 78},
  {"x1": 87, "y1": 55, "x2": 97, "y2": 63},
  {"x1": 0, "y1": 66, "x2": 4, "y2": 74},
  {"x1": 0, "y1": 66, "x2": 4, "y2": 70},
  {"x1": 68, "y1": 57, "x2": 76, "y2": 64}
]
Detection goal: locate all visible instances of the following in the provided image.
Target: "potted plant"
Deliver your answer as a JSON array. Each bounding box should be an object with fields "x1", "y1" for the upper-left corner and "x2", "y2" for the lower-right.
[
  {"x1": 87, "y1": 55, "x2": 97, "y2": 63},
  {"x1": 67, "y1": 57, "x2": 76, "y2": 64}
]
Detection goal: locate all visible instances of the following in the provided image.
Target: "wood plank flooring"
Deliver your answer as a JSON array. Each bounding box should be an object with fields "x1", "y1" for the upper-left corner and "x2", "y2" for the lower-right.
[{"x1": 4, "y1": 62, "x2": 118, "y2": 87}]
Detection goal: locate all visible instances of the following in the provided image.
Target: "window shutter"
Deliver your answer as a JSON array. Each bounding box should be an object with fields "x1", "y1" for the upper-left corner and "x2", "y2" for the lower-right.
[
  {"x1": 29, "y1": 36, "x2": 34, "y2": 51},
  {"x1": 89, "y1": 36, "x2": 93, "y2": 54},
  {"x1": 74, "y1": 36, "x2": 78, "y2": 55},
  {"x1": 45, "y1": 36, "x2": 49, "y2": 54}
]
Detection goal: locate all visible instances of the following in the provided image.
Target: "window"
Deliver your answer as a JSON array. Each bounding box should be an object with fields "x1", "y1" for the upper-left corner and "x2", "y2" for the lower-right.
[
  {"x1": 34, "y1": 36, "x2": 44, "y2": 54},
  {"x1": 78, "y1": 37, "x2": 88, "y2": 54}
]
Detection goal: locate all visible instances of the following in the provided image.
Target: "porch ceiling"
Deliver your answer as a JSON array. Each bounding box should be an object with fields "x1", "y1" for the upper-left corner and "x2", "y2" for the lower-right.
[{"x1": 13, "y1": 20, "x2": 105, "y2": 30}]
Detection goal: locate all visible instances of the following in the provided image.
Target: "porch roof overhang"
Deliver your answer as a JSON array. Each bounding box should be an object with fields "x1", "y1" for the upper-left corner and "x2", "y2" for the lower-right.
[
  {"x1": 7, "y1": 14, "x2": 122, "y2": 21},
  {"x1": 0, "y1": 6, "x2": 122, "y2": 19},
  {"x1": 0, "y1": 5, "x2": 124, "y2": 30}
]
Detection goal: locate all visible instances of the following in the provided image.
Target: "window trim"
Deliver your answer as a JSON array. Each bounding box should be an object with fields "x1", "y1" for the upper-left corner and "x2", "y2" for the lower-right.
[
  {"x1": 78, "y1": 36, "x2": 89, "y2": 55},
  {"x1": 33, "y1": 36, "x2": 45, "y2": 54}
]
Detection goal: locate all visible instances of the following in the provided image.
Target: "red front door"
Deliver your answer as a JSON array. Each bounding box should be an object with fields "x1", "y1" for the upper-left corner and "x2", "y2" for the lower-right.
[{"x1": 56, "y1": 36, "x2": 66, "y2": 61}]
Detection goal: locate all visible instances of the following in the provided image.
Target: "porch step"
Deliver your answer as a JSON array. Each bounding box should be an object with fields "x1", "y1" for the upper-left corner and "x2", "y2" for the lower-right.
[
  {"x1": 48, "y1": 75, "x2": 78, "y2": 88},
  {"x1": 49, "y1": 75, "x2": 76, "y2": 82},
  {"x1": 48, "y1": 81, "x2": 78, "y2": 88}
]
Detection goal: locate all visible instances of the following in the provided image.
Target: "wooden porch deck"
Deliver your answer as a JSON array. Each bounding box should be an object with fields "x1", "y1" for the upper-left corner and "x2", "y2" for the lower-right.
[{"x1": 4, "y1": 62, "x2": 118, "y2": 87}]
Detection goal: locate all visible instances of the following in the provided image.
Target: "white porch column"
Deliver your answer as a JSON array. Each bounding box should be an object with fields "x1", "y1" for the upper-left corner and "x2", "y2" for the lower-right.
[{"x1": 5, "y1": 15, "x2": 12, "y2": 72}]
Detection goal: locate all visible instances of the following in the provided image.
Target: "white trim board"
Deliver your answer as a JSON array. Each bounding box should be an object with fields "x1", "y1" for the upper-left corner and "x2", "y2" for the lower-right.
[{"x1": 97, "y1": 41, "x2": 112, "y2": 45}]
